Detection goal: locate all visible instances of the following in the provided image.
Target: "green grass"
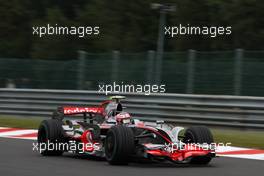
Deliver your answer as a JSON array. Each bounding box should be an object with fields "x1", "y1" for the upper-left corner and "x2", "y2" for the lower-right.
[
  {"x1": 212, "y1": 129, "x2": 264, "y2": 149},
  {"x1": 0, "y1": 116, "x2": 263, "y2": 149},
  {"x1": 0, "y1": 116, "x2": 42, "y2": 129}
]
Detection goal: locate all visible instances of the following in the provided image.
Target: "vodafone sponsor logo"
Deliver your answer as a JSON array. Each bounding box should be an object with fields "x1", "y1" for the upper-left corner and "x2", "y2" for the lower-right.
[{"x1": 63, "y1": 107, "x2": 103, "y2": 115}]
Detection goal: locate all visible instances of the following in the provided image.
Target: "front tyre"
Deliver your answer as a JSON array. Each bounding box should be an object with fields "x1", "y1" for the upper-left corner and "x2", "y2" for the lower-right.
[
  {"x1": 105, "y1": 125, "x2": 135, "y2": 165},
  {"x1": 37, "y1": 119, "x2": 66, "y2": 156},
  {"x1": 183, "y1": 126, "x2": 214, "y2": 165}
]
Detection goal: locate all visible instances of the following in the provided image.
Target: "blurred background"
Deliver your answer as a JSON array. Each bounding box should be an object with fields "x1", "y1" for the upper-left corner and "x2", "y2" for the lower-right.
[{"x1": 0, "y1": 0, "x2": 263, "y2": 96}]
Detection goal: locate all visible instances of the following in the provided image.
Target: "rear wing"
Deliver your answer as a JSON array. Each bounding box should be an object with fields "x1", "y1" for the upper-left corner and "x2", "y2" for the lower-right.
[
  {"x1": 53, "y1": 106, "x2": 104, "y2": 123},
  {"x1": 62, "y1": 106, "x2": 104, "y2": 115}
]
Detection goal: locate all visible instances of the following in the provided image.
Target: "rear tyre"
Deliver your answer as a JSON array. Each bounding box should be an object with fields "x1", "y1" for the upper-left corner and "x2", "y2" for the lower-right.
[
  {"x1": 37, "y1": 119, "x2": 66, "y2": 156},
  {"x1": 183, "y1": 126, "x2": 214, "y2": 165},
  {"x1": 105, "y1": 125, "x2": 135, "y2": 165}
]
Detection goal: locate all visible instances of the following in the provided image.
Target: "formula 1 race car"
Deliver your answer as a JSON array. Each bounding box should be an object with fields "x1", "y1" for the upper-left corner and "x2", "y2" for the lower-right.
[{"x1": 37, "y1": 96, "x2": 215, "y2": 165}]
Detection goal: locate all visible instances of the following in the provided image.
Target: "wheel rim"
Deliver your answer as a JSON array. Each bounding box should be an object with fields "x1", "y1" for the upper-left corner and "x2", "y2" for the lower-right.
[
  {"x1": 105, "y1": 132, "x2": 115, "y2": 159},
  {"x1": 184, "y1": 131, "x2": 195, "y2": 143}
]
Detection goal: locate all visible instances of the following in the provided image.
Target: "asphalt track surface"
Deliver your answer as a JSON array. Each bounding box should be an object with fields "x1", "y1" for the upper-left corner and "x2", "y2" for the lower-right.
[{"x1": 0, "y1": 138, "x2": 263, "y2": 176}]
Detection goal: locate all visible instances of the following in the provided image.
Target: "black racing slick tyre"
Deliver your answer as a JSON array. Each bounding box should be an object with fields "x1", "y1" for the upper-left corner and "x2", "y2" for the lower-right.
[
  {"x1": 105, "y1": 125, "x2": 135, "y2": 165},
  {"x1": 183, "y1": 126, "x2": 214, "y2": 165},
  {"x1": 37, "y1": 119, "x2": 66, "y2": 156}
]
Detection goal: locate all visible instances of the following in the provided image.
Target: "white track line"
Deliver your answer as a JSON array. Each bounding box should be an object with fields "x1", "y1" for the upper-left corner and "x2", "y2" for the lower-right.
[
  {"x1": 0, "y1": 130, "x2": 37, "y2": 137},
  {"x1": 218, "y1": 154, "x2": 264, "y2": 160},
  {"x1": 0, "y1": 127, "x2": 11, "y2": 129},
  {"x1": 216, "y1": 146, "x2": 252, "y2": 153}
]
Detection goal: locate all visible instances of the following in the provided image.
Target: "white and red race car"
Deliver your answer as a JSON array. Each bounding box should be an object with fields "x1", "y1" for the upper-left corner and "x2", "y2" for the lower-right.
[{"x1": 37, "y1": 96, "x2": 215, "y2": 165}]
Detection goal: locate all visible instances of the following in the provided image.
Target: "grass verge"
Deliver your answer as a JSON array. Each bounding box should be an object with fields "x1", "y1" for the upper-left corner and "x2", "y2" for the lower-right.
[
  {"x1": 212, "y1": 129, "x2": 264, "y2": 149},
  {"x1": 0, "y1": 116, "x2": 42, "y2": 129}
]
